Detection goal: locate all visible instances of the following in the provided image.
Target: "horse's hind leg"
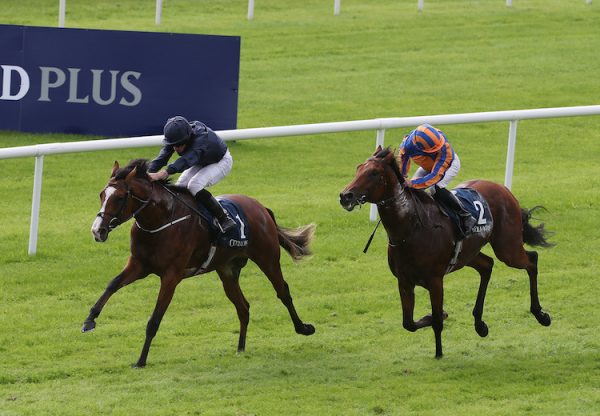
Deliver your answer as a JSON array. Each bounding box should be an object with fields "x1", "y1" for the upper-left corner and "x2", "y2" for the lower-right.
[
  {"x1": 82, "y1": 257, "x2": 147, "y2": 332},
  {"x1": 254, "y1": 259, "x2": 315, "y2": 336},
  {"x1": 466, "y1": 252, "x2": 494, "y2": 337},
  {"x1": 492, "y1": 241, "x2": 551, "y2": 327},
  {"x1": 216, "y1": 259, "x2": 251, "y2": 353},
  {"x1": 525, "y1": 250, "x2": 551, "y2": 326}
]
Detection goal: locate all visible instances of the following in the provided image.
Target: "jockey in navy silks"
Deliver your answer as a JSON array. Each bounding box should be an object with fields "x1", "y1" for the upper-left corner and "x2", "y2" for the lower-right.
[{"x1": 147, "y1": 116, "x2": 236, "y2": 233}]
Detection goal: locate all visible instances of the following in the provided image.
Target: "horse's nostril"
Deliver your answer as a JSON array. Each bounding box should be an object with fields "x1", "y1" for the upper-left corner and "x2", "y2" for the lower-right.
[
  {"x1": 340, "y1": 192, "x2": 353, "y2": 203},
  {"x1": 94, "y1": 227, "x2": 109, "y2": 242}
]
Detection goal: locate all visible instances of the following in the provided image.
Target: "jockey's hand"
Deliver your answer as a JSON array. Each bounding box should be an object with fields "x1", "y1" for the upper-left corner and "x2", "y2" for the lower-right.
[{"x1": 148, "y1": 171, "x2": 168, "y2": 181}]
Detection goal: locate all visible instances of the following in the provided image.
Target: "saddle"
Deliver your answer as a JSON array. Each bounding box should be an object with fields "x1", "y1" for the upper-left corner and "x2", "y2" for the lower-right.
[
  {"x1": 196, "y1": 198, "x2": 249, "y2": 248},
  {"x1": 436, "y1": 188, "x2": 493, "y2": 239}
]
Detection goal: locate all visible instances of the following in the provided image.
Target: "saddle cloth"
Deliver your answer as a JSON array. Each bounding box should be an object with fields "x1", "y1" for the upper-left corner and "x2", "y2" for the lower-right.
[
  {"x1": 196, "y1": 198, "x2": 249, "y2": 248},
  {"x1": 438, "y1": 187, "x2": 493, "y2": 237}
]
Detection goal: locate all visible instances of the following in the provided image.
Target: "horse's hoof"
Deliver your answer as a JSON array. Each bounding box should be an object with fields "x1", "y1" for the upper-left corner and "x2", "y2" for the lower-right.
[
  {"x1": 535, "y1": 311, "x2": 551, "y2": 327},
  {"x1": 475, "y1": 321, "x2": 489, "y2": 337},
  {"x1": 132, "y1": 362, "x2": 146, "y2": 369},
  {"x1": 81, "y1": 321, "x2": 96, "y2": 333},
  {"x1": 297, "y1": 323, "x2": 315, "y2": 336},
  {"x1": 435, "y1": 353, "x2": 444, "y2": 360}
]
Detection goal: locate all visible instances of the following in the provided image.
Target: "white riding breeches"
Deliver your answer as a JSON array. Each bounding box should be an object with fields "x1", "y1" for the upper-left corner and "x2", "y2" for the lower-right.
[
  {"x1": 413, "y1": 154, "x2": 461, "y2": 189},
  {"x1": 176, "y1": 150, "x2": 233, "y2": 196}
]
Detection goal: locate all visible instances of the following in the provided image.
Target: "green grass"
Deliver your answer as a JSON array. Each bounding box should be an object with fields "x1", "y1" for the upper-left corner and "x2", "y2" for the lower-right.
[{"x1": 1, "y1": 1, "x2": 600, "y2": 415}]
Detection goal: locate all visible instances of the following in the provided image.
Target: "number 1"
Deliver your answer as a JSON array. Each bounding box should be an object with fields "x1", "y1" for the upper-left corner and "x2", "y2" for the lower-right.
[{"x1": 235, "y1": 214, "x2": 246, "y2": 238}]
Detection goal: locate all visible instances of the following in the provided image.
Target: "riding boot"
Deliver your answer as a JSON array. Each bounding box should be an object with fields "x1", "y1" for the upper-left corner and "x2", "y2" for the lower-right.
[
  {"x1": 433, "y1": 186, "x2": 476, "y2": 237},
  {"x1": 194, "y1": 189, "x2": 236, "y2": 233}
]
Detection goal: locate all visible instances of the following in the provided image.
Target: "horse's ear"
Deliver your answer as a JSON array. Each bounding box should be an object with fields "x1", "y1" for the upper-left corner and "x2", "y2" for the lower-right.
[
  {"x1": 126, "y1": 166, "x2": 137, "y2": 182},
  {"x1": 111, "y1": 161, "x2": 119, "y2": 178},
  {"x1": 373, "y1": 145, "x2": 383, "y2": 155},
  {"x1": 383, "y1": 148, "x2": 395, "y2": 162}
]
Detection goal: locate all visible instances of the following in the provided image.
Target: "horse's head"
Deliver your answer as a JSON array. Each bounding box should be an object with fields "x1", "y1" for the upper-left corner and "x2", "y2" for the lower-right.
[
  {"x1": 339, "y1": 146, "x2": 404, "y2": 211},
  {"x1": 91, "y1": 159, "x2": 153, "y2": 242}
]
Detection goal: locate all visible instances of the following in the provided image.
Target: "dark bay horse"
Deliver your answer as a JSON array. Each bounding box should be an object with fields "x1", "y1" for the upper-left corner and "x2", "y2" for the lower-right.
[
  {"x1": 84, "y1": 159, "x2": 315, "y2": 367},
  {"x1": 339, "y1": 147, "x2": 552, "y2": 358}
]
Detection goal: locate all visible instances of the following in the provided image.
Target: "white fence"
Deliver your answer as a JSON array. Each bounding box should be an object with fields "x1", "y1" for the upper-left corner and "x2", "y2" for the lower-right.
[
  {"x1": 2, "y1": 104, "x2": 600, "y2": 255},
  {"x1": 58, "y1": 0, "x2": 594, "y2": 26},
  {"x1": 58, "y1": 0, "x2": 345, "y2": 26}
]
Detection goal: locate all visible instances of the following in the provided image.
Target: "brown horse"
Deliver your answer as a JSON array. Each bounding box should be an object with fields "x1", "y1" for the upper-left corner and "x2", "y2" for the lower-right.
[
  {"x1": 83, "y1": 159, "x2": 315, "y2": 367},
  {"x1": 339, "y1": 147, "x2": 552, "y2": 358}
]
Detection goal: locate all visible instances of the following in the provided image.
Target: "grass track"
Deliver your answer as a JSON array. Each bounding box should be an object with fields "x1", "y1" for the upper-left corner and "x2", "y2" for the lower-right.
[{"x1": 1, "y1": 1, "x2": 600, "y2": 415}]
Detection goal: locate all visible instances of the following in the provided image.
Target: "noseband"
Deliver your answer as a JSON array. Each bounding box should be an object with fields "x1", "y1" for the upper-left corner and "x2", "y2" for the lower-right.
[
  {"x1": 96, "y1": 181, "x2": 153, "y2": 230},
  {"x1": 363, "y1": 158, "x2": 398, "y2": 207}
]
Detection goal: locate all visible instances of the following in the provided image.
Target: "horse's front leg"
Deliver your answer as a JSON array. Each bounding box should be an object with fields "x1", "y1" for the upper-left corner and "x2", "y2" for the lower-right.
[
  {"x1": 427, "y1": 277, "x2": 445, "y2": 359},
  {"x1": 397, "y1": 278, "x2": 448, "y2": 332},
  {"x1": 134, "y1": 274, "x2": 180, "y2": 368},
  {"x1": 82, "y1": 257, "x2": 146, "y2": 332},
  {"x1": 397, "y1": 281, "x2": 422, "y2": 331}
]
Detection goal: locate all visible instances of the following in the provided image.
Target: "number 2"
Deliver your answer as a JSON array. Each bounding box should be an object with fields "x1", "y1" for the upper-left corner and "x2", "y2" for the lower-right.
[{"x1": 473, "y1": 201, "x2": 487, "y2": 225}]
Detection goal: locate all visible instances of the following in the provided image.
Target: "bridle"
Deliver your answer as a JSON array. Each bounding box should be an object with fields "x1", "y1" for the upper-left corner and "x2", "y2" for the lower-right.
[
  {"x1": 359, "y1": 156, "x2": 426, "y2": 251},
  {"x1": 96, "y1": 180, "x2": 153, "y2": 231},
  {"x1": 359, "y1": 158, "x2": 398, "y2": 207}
]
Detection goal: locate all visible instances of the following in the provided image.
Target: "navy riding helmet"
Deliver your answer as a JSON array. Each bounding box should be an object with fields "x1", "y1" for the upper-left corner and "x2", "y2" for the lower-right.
[{"x1": 163, "y1": 116, "x2": 193, "y2": 146}]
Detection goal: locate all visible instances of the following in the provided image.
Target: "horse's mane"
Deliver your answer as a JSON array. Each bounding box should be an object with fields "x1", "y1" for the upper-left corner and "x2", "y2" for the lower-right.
[
  {"x1": 114, "y1": 158, "x2": 150, "y2": 180},
  {"x1": 114, "y1": 159, "x2": 187, "y2": 193},
  {"x1": 374, "y1": 147, "x2": 432, "y2": 203},
  {"x1": 373, "y1": 147, "x2": 403, "y2": 182}
]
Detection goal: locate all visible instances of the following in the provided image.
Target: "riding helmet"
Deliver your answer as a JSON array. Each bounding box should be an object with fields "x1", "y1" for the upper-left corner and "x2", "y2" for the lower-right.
[{"x1": 163, "y1": 116, "x2": 193, "y2": 146}]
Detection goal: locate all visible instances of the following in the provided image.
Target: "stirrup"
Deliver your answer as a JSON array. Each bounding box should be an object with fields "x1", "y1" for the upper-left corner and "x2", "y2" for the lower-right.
[
  {"x1": 217, "y1": 216, "x2": 236, "y2": 233},
  {"x1": 461, "y1": 214, "x2": 476, "y2": 234}
]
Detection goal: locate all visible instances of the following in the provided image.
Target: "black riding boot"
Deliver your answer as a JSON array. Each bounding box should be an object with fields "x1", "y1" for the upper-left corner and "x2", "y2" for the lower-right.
[
  {"x1": 194, "y1": 189, "x2": 236, "y2": 233},
  {"x1": 433, "y1": 186, "x2": 476, "y2": 237}
]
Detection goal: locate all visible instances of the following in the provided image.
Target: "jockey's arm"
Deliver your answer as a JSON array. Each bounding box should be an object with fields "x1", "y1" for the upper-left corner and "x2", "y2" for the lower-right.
[{"x1": 409, "y1": 148, "x2": 450, "y2": 189}]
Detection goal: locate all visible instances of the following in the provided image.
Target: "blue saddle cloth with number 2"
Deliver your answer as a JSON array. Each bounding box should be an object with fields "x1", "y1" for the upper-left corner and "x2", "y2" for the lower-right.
[
  {"x1": 440, "y1": 188, "x2": 493, "y2": 236},
  {"x1": 196, "y1": 198, "x2": 250, "y2": 248}
]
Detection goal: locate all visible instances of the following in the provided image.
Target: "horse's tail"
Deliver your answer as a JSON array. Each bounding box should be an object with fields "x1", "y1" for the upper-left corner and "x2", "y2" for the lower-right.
[
  {"x1": 521, "y1": 206, "x2": 554, "y2": 248},
  {"x1": 266, "y1": 208, "x2": 316, "y2": 261}
]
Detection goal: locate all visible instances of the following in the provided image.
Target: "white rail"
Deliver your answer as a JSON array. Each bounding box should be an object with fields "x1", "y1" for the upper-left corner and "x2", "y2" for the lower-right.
[
  {"x1": 2, "y1": 105, "x2": 600, "y2": 255},
  {"x1": 54, "y1": 0, "x2": 595, "y2": 28}
]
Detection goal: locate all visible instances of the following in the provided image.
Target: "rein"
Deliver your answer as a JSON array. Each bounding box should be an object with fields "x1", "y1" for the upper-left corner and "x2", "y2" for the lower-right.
[
  {"x1": 134, "y1": 181, "x2": 208, "y2": 234},
  {"x1": 134, "y1": 181, "x2": 200, "y2": 233},
  {"x1": 135, "y1": 215, "x2": 191, "y2": 233},
  {"x1": 157, "y1": 182, "x2": 205, "y2": 218}
]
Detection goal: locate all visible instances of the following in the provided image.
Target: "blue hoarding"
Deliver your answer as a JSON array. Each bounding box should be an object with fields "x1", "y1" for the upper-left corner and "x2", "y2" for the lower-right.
[{"x1": 0, "y1": 24, "x2": 240, "y2": 136}]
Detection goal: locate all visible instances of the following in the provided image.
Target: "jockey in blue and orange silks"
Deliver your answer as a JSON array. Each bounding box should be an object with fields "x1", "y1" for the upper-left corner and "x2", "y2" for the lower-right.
[{"x1": 396, "y1": 123, "x2": 475, "y2": 238}]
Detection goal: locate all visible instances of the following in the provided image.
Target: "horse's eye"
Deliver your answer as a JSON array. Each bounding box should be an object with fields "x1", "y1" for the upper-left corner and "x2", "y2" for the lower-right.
[
  {"x1": 110, "y1": 195, "x2": 125, "y2": 204},
  {"x1": 370, "y1": 169, "x2": 379, "y2": 177}
]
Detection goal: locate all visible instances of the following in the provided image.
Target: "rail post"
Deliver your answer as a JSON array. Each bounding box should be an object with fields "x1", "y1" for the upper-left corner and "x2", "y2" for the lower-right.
[
  {"x1": 29, "y1": 155, "x2": 44, "y2": 255},
  {"x1": 504, "y1": 120, "x2": 518, "y2": 190},
  {"x1": 248, "y1": 0, "x2": 255, "y2": 20},
  {"x1": 58, "y1": 0, "x2": 66, "y2": 27},
  {"x1": 370, "y1": 128, "x2": 386, "y2": 221}
]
